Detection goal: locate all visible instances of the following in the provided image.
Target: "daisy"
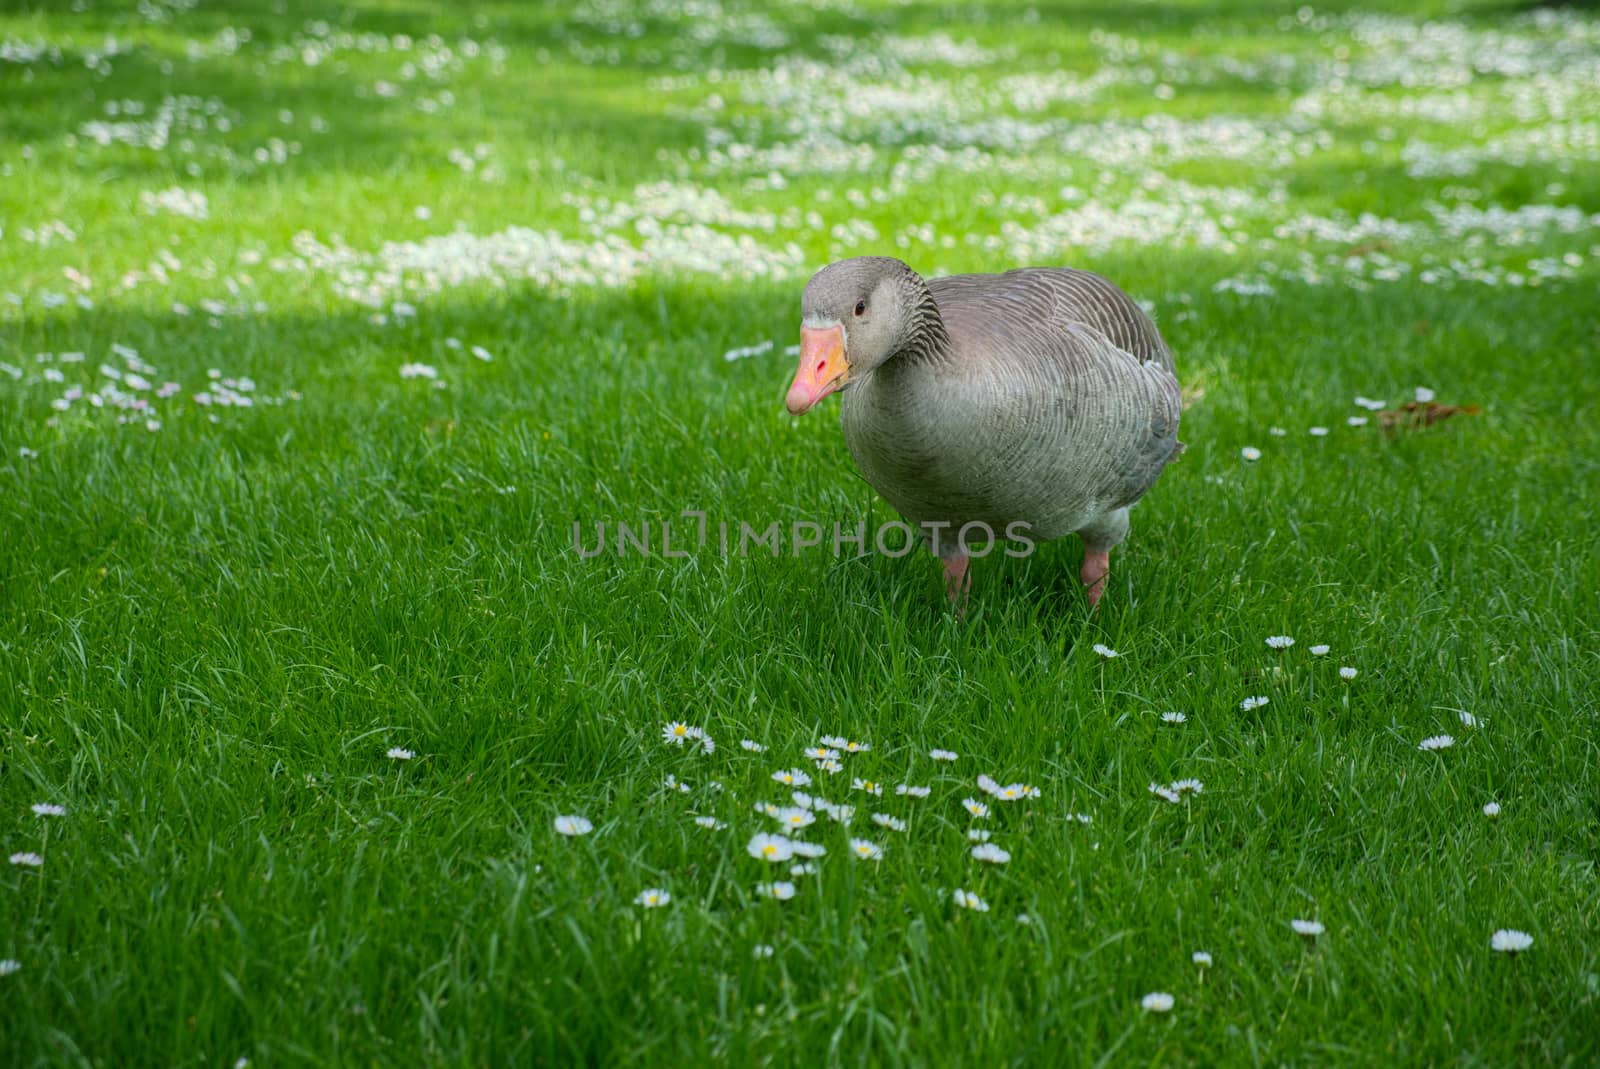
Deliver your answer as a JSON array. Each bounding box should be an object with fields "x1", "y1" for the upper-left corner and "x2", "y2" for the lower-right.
[
  {"x1": 820, "y1": 802, "x2": 855, "y2": 825},
  {"x1": 789, "y1": 840, "x2": 827, "y2": 858},
  {"x1": 1141, "y1": 992, "x2": 1175, "y2": 1013},
  {"x1": 790, "y1": 791, "x2": 817, "y2": 810},
  {"x1": 772, "y1": 768, "x2": 812, "y2": 787},
  {"x1": 31, "y1": 803, "x2": 66, "y2": 817},
  {"x1": 1482, "y1": 801, "x2": 1501, "y2": 819},
  {"x1": 1149, "y1": 783, "x2": 1181, "y2": 804},
  {"x1": 661, "y1": 722, "x2": 696, "y2": 745},
  {"x1": 962, "y1": 798, "x2": 990, "y2": 818},
  {"x1": 819, "y1": 734, "x2": 848, "y2": 749},
  {"x1": 740, "y1": 739, "x2": 766, "y2": 752},
  {"x1": 929, "y1": 749, "x2": 959, "y2": 762},
  {"x1": 664, "y1": 774, "x2": 691, "y2": 793},
  {"x1": 772, "y1": 807, "x2": 816, "y2": 831},
  {"x1": 967, "y1": 829, "x2": 992, "y2": 842},
  {"x1": 1192, "y1": 951, "x2": 1213, "y2": 967},
  {"x1": 1309, "y1": 644, "x2": 1331, "y2": 656},
  {"x1": 634, "y1": 888, "x2": 671, "y2": 909},
  {"x1": 694, "y1": 815, "x2": 727, "y2": 830},
  {"x1": 851, "y1": 778, "x2": 883, "y2": 797},
  {"x1": 871, "y1": 813, "x2": 907, "y2": 833},
  {"x1": 9, "y1": 853, "x2": 43, "y2": 868},
  {"x1": 971, "y1": 843, "x2": 1011, "y2": 864},
  {"x1": 1092, "y1": 643, "x2": 1118, "y2": 659},
  {"x1": 386, "y1": 747, "x2": 414, "y2": 761},
  {"x1": 1269, "y1": 426, "x2": 1288, "y2": 436},
  {"x1": 789, "y1": 862, "x2": 817, "y2": 877},
  {"x1": 752, "y1": 944, "x2": 775, "y2": 959},
  {"x1": 755, "y1": 881, "x2": 797, "y2": 901},
  {"x1": 553, "y1": 815, "x2": 593, "y2": 837},
  {"x1": 895, "y1": 784, "x2": 931, "y2": 798},
  {"x1": 1170, "y1": 779, "x2": 1204, "y2": 797},
  {"x1": 1415, "y1": 386, "x2": 1436, "y2": 403},
  {"x1": 815, "y1": 758, "x2": 843, "y2": 774},
  {"x1": 1066, "y1": 812, "x2": 1094, "y2": 825},
  {"x1": 847, "y1": 838, "x2": 884, "y2": 861},
  {"x1": 977, "y1": 774, "x2": 1003, "y2": 797},
  {"x1": 1265, "y1": 635, "x2": 1294, "y2": 649},
  {"x1": 1241, "y1": 446, "x2": 1261, "y2": 461},
  {"x1": 1016, "y1": 913, "x2": 1033, "y2": 925},
  {"x1": 1309, "y1": 426, "x2": 1329, "y2": 437},
  {"x1": 0, "y1": 960, "x2": 18, "y2": 977},
  {"x1": 843, "y1": 740, "x2": 871, "y2": 754},
  {"x1": 1290, "y1": 918, "x2": 1324, "y2": 937},
  {"x1": 1161, "y1": 711, "x2": 1187, "y2": 724},
  {"x1": 754, "y1": 801, "x2": 780, "y2": 818},
  {"x1": 1240, "y1": 696, "x2": 1269, "y2": 712},
  {"x1": 1418, "y1": 735, "x2": 1455, "y2": 752},
  {"x1": 698, "y1": 735, "x2": 716, "y2": 755},
  {"x1": 1490, "y1": 929, "x2": 1532, "y2": 954},
  {"x1": 951, "y1": 889, "x2": 989, "y2": 912},
  {"x1": 1458, "y1": 711, "x2": 1478, "y2": 729},
  {"x1": 1338, "y1": 667, "x2": 1358, "y2": 680},
  {"x1": 803, "y1": 747, "x2": 840, "y2": 761},
  {"x1": 747, "y1": 834, "x2": 796, "y2": 863}
]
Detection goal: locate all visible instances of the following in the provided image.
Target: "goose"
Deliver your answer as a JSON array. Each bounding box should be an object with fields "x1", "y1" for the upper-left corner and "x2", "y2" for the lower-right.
[{"x1": 784, "y1": 256, "x2": 1181, "y2": 607}]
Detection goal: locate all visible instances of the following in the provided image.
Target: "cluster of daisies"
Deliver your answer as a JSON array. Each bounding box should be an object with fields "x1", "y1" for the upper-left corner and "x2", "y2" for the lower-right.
[
  {"x1": 1238, "y1": 390, "x2": 1438, "y2": 463},
  {"x1": 542, "y1": 724, "x2": 1069, "y2": 926},
  {"x1": 3, "y1": 803, "x2": 70, "y2": 977}
]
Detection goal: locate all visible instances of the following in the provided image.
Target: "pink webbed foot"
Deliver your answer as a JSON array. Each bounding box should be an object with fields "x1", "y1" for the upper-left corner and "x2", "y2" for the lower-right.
[
  {"x1": 942, "y1": 554, "x2": 971, "y2": 609},
  {"x1": 1080, "y1": 549, "x2": 1110, "y2": 609}
]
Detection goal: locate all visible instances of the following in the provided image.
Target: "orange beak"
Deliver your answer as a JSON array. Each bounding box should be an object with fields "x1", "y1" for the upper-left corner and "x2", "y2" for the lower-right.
[{"x1": 786, "y1": 324, "x2": 850, "y2": 415}]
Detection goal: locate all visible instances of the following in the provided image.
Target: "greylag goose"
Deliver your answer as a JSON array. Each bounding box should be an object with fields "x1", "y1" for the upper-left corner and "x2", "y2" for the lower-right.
[{"x1": 785, "y1": 256, "x2": 1181, "y2": 607}]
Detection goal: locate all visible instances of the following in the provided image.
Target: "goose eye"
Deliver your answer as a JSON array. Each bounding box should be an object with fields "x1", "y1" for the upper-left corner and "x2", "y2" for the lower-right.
[{"x1": 854, "y1": 300, "x2": 866, "y2": 317}]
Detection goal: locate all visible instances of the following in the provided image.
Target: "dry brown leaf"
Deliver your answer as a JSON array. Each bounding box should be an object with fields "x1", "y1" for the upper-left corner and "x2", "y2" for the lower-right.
[{"x1": 1378, "y1": 401, "x2": 1482, "y2": 434}]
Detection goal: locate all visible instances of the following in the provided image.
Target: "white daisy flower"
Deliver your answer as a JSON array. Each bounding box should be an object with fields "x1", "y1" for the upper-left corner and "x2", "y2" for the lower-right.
[
  {"x1": 1149, "y1": 783, "x2": 1181, "y2": 804},
  {"x1": 789, "y1": 862, "x2": 817, "y2": 877},
  {"x1": 951, "y1": 889, "x2": 989, "y2": 912},
  {"x1": 871, "y1": 813, "x2": 907, "y2": 833},
  {"x1": 1240, "y1": 696, "x2": 1269, "y2": 712},
  {"x1": 815, "y1": 758, "x2": 843, "y2": 774},
  {"x1": 1309, "y1": 645, "x2": 1331, "y2": 656},
  {"x1": 662, "y1": 722, "x2": 695, "y2": 745},
  {"x1": 803, "y1": 747, "x2": 840, "y2": 761},
  {"x1": 1192, "y1": 951, "x2": 1213, "y2": 967},
  {"x1": 0, "y1": 959, "x2": 18, "y2": 977},
  {"x1": 634, "y1": 888, "x2": 670, "y2": 909},
  {"x1": 773, "y1": 807, "x2": 816, "y2": 831},
  {"x1": 820, "y1": 802, "x2": 855, "y2": 824},
  {"x1": 929, "y1": 749, "x2": 959, "y2": 762},
  {"x1": 752, "y1": 943, "x2": 775, "y2": 959},
  {"x1": 1339, "y1": 667, "x2": 1358, "y2": 680},
  {"x1": 9, "y1": 853, "x2": 43, "y2": 868},
  {"x1": 1482, "y1": 801, "x2": 1501, "y2": 819},
  {"x1": 962, "y1": 798, "x2": 990, "y2": 818},
  {"x1": 971, "y1": 843, "x2": 1011, "y2": 864},
  {"x1": 553, "y1": 815, "x2": 593, "y2": 837},
  {"x1": 851, "y1": 778, "x2": 883, "y2": 797},
  {"x1": 789, "y1": 839, "x2": 827, "y2": 859},
  {"x1": 1066, "y1": 812, "x2": 1094, "y2": 825},
  {"x1": 967, "y1": 828, "x2": 992, "y2": 842},
  {"x1": 1171, "y1": 779, "x2": 1204, "y2": 797},
  {"x1": 1269, "y1": 426, "x2": 1288, "y2": 437},
  {"x1": 1092, "y1": 643, "x2": 1118, "y2": 659},
  {"x1": 1016, "y1": 913, "x2": 1033, "y2": 925},
  {"x1": 1241, "y1": 446, "x2": 1261, "y2": 461},
  {"x1": 31, "y1": 803, "x2": 66, "y2": 817},
  {"x1": 1490, "y1": 929, "x2": 1532, "y2": 954},
  {"x1": 1141, "y1": 992, "x2": 1175, "y2": 1013},
  {"x1": 1265, "y1": 635, "x2": 1294, "y2": 649},
  {"x1": 754, "y1": 801, "x2": 780, "y2": 818},
  {"x1": 1418, "y1": 735, "x2": 1455, "y2": 752},
  {"x1": 790, "y1": 791, "x2": 817, "y2": 810},
  {"x1": 386, "y1": 747, "x2": 414, "y2": 761},
  {"x1": 1458, "y1": 711, "x2": 1478, "y2": 729},
  {"x1": 664, "y1": 774, "x2": 690, "y2": 793},
  {"x1": 693, "y1": 815, "x2": 727, "y2": 830},
  {"x1": 1309, "y1": 426, "x2": 1329, "y2": 437},
  {"x1": 699, "y1": 735, "x2": 716, "y2": 755},
  {"x1": 740, "y1": 739, "x2": 765, "y2": 752},
  {"x1": 1346, "y1": 416, "x2": 1368, "y2": 427},
  {"x1": 819, "y1": 734, "x2": 848, "y2": 749},
  {"x1": 772, "y1": 768, "x2": 813, "y2": 787},
  {"x1": 755, "y1": 881, "x2": 797, "y2": 901},
  {"x1": 1290, "y1": 918, "x2": 1324, "y2": 937},
  {"x1": 843, "y1": 740, "x2": 870, "y2": 754},
  {"x1": 895, "y1": 784, "x2": 931, "y2": 798},
  {"x1": 847, "y1": 838, "x2": 883, "y2": 860},
  {"x1": 1415, "y1": 386, "x2": 1436, "y2": 403},
  {"x1": 1161, "y1": 711, "x2": 1187, "y2": 724},
  {"x1": 977, "y1": 774, "x2": 1003, "y2": 797},
  {"x1": 747, "y1": 834, "x2": 796, "y2": 863}
]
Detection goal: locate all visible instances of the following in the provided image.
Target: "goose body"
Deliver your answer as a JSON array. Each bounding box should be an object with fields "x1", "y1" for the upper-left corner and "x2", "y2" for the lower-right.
[{"x1": 786, "y1": 258, "x2": 1182, "y2": 605}]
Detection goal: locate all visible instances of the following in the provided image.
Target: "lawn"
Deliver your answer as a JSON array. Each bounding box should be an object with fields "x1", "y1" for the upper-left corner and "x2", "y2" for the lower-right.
[{"x1": 2, "y1": 0, "x2": 1599, "y2": 1065}]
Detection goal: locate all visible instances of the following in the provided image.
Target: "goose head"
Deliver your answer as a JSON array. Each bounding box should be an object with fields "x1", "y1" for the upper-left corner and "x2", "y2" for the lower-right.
[{"x1": 786, "y1": 256, "x2": 933, "y2": 416}]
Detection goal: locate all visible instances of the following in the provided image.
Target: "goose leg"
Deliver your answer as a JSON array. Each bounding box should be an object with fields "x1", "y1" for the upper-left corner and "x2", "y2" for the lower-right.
[
  {"x1": 1079, "y1": 549, "x2": 1111, "y2": 608},
  {"x1": 1076, "y1": 508, "x2": 1130, "y2": 610},
  {"x1": 941, "y1": 553, "x2": 971, "y2": 607}
]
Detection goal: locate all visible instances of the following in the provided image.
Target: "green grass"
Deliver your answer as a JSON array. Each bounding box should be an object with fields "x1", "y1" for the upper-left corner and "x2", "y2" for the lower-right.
[{"x1": 3, "y1": 0, "x2": 1600, "y2": 1065}]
